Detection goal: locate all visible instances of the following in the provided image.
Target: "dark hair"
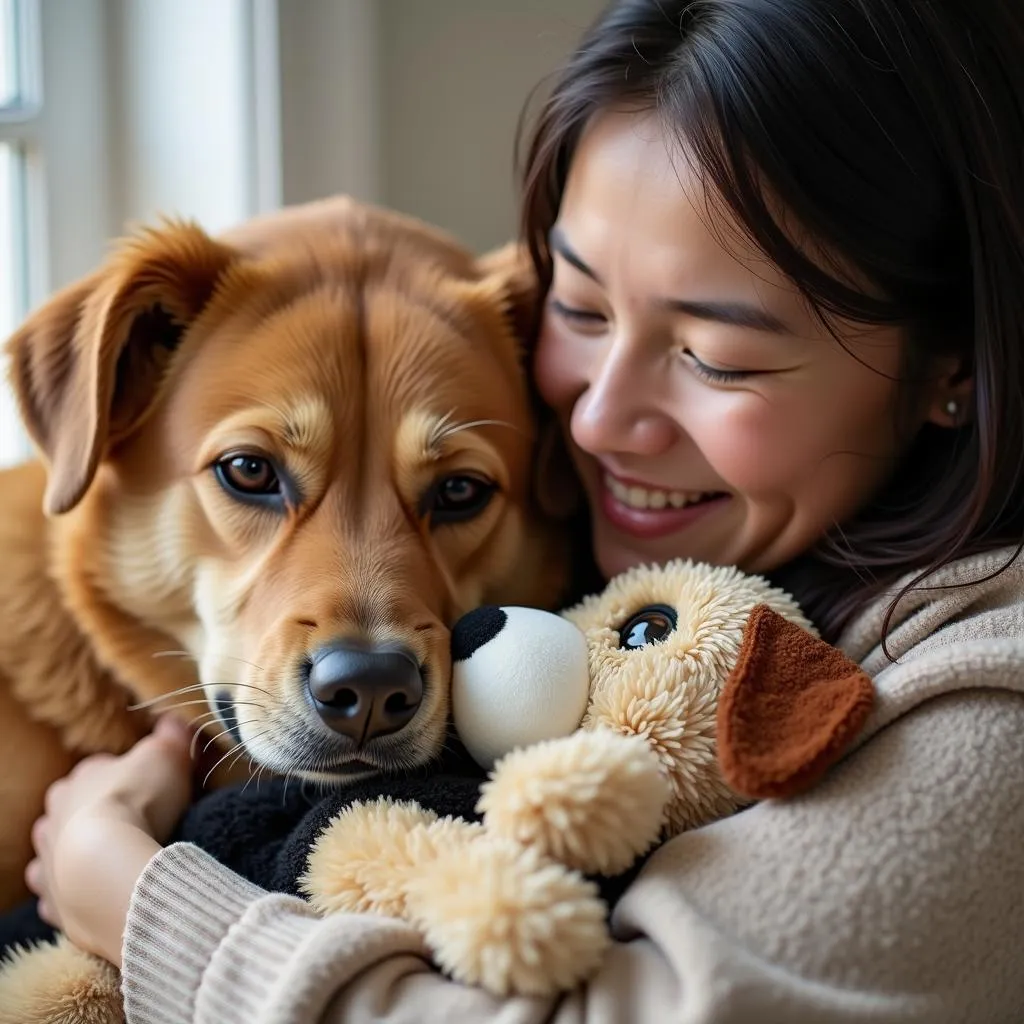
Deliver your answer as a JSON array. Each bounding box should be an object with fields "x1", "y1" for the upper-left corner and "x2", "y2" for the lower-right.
[{"x1": 517, "y1": 0, "x2": 1024, "y2": 642}]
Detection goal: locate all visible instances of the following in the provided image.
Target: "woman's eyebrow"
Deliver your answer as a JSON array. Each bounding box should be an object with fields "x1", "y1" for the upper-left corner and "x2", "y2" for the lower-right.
[
  {"x1": 549, "y1": 227, "x2": 603, "y2": 284},
  {"x1": 549, "y1": 226, "x2": 790, "y2": 333},
  {"x1": 662, "y1": 298, "x2": 791, "y2": 333}
]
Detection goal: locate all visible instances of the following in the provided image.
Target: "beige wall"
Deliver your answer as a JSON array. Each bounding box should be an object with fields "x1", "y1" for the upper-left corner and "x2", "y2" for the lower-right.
[
  {"x1": 379, "y1": 0, "x2": 603, "y2": 253},
  {"x1": 280, "y1": 0, "x2": 604, "y2": 254}
]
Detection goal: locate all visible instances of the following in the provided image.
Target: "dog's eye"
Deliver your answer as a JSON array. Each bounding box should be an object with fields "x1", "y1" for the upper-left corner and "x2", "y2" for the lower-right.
[
  {"x1": 617, "y1": 604, "x2": 678, "y2": 650},
  {"x1": 429, "y1": 475, "x2": 496, "y2": 524},
  {"x1": 215, "y1": 454, "x2": 282, "y2": 498}
]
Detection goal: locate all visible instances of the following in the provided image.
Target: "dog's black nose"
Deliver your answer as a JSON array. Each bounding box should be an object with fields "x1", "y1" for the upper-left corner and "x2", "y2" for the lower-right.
[{"x1": 307, "y1": 641, "x2": 423, "y2": 742}]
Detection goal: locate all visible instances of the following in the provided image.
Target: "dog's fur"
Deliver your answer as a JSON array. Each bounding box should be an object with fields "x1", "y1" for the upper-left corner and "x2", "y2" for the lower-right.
[{"x1": 0, "y1": 196, "x2": 568, "y2": 911}]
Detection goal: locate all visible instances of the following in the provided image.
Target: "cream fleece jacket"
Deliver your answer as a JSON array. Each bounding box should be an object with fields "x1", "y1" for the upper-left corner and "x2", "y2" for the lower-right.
[{"x1": 120, "y1": 547, "x2": 1024, "y2": 1024}]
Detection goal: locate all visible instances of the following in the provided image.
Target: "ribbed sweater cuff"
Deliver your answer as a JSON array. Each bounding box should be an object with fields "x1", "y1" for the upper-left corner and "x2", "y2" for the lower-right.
[{"x1": 120, "y1": 842, "x2": 269, "y2": 1024}]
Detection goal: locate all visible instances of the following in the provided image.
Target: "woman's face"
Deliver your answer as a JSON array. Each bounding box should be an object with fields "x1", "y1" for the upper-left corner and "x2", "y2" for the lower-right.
[{"x1": 535, "y1": 110, "x2": 944, "y2": 579}]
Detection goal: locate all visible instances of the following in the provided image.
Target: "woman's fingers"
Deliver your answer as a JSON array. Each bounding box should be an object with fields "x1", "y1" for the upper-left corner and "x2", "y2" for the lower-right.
[
  {"x1": 36, "y1": 900, "x2": 54, "y2": 925},
  {"x1": 152, "y1": 713, "x2": 194, "y2": 746},
  {"x1": 24, "y1": 856, "x2": 42, "y2": 893},
  {"x1": 31, "y1": 815, "x2": 48, "y2": 854}
]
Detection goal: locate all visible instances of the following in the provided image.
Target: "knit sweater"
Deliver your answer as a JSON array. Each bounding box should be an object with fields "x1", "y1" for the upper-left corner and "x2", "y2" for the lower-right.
[{"x1": 120, "y1": 547, "x2": 1024, "y2": 1024}]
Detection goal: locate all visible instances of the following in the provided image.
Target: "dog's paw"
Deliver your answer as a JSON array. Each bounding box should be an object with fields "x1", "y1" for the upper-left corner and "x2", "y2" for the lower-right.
[{"x1": 0, "y1": 935, "x2": 123, "y2": 1024}]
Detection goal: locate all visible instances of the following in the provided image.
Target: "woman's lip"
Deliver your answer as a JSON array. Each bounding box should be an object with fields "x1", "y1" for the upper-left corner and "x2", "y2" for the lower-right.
[{"x1": 598, "y1": 479, "x2": 731, "y2": 540}]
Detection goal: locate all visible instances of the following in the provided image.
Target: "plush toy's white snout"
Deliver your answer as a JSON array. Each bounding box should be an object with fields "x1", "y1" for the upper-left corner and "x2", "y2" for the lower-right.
[{"x1": 451, "y1": 606, "x2": 591, "y2": 770}]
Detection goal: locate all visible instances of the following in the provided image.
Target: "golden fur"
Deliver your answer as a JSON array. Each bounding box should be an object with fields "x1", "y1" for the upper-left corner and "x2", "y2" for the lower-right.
[{"x1": 0, "y1": 195, "x2": 568, "y2": 912}]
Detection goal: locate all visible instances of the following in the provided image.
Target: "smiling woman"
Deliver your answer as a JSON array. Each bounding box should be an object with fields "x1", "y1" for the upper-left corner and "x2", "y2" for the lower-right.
[{"x1": 533, "y1": 110, "x2": 928, "y2": 584}]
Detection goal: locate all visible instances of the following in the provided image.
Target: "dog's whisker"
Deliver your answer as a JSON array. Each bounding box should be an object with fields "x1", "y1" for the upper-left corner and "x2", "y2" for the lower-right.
[
  {"x1": 225, "y1": 743, "x2": 254, "y2": 778},
  {"x1": 200, "y1": 729, "x2": 232, "y2": 758},
  {"x1": 202, "y1": 681, "x2": 275, "y2": 698},
  {"x1": 127, "y1": 684, "x2": 209, "y2": 709},
  {"x1": 431, "y1": 415, "x2": 524, "y2": 449},
  {"x1": 240, "y1": 761, "x2": 261, "y2": 797},
  {"x1": 128, "y1": 682, "x2": 273, "y2": 711},
  {"x1": 224, "y1": 730, "x2": 275, "y2": 776},
  {"x1": 150, "y1": 648, "x2": 266, "y2": 674},
  {"x1": 191, "y1": 724, "x2": 229, "y2": 761},
  {"x1": 152, "y1": 649, "x2": 196, "y2": 662},
  {"x1": 130, "y1": 697, "x2": 217, "y2": 713},
  {"x1": 214, "y1": 654, "x2": 267, "y2": 673},
  {"x1": 203, "y1": 741, "x2": 255, "y2": 789},
  {"x1": 131, "y1": 698, "x2": 266, "y2": 717},
  {"x1": 202, "y1": 723, "x2": 253, "y2": 755},
  {"x1": 186, "y1": 708, "x2": 222, "y2": 726}
]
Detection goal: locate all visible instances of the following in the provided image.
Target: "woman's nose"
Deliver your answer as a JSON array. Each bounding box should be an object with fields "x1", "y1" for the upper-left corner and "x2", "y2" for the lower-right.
[{"x1": 570, "y1": 342, "x2": 678, "y2": 457}]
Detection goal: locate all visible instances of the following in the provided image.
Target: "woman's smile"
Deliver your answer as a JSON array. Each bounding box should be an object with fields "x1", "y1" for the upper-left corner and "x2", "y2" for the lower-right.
[{"x1": 597, "y1": 468, "x2": 732, "y2": 540}]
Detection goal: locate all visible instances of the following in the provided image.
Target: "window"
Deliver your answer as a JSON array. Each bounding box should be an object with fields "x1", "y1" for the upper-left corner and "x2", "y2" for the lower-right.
[
  {"x1": 0, "y1": 0, "x2": 38, "y2": 469},
  {"x1": 0, "y1": 143, "x2": 26, "y2": 467}
]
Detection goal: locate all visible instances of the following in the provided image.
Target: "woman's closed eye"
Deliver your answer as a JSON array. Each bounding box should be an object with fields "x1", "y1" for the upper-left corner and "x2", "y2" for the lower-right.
[
  {"x1": 549, "y1": 294, "x2": 774, "y2": 382},
  {"x1": 682, "y1": 349, "x2": 759, "y2": 383},
  {"x1": 550, "y1": 298, "x2": 607, "y2": 326}
]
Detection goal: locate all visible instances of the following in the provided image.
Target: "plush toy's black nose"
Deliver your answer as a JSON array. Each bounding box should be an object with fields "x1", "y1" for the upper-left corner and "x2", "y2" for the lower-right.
[
  {"x1": 307, "y1": 641, "x2": 423, "y2": 742},
  {"x1": 451, "y1": 606, "x2": 507, "y2": 663}
]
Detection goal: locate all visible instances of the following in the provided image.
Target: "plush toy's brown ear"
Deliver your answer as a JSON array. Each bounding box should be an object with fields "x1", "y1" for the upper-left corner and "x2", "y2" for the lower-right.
[
  {"x1": 5, "y1": 220, "x2": 237, "y2": 516},
  {"x1": 717, "y1": 604, "x2": 874, "y2": 800}
]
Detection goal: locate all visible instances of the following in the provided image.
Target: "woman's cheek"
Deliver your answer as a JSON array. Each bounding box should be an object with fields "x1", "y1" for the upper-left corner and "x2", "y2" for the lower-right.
[
  {"x1": 690, "y1": 393, "x2": 809, "y2": 494},
  {"x1": 533, "y1": 320, "x2": 582, "y2": 412}
]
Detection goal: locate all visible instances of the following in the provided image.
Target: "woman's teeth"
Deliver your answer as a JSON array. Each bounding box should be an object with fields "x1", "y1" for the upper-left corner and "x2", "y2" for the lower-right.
[{"x1": 604, "y1": 474, "x2": 718, "y2": 511}]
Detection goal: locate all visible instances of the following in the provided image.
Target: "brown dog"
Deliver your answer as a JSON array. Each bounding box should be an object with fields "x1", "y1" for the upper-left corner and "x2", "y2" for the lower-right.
[{"x1": 0, "y1": 196, "x2": 569, "y2": 911}]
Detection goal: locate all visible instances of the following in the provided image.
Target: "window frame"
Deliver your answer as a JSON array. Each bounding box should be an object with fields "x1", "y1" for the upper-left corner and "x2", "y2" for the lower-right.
[{"x1": 0, "y1": 0, "x2": 42, "y2": 467}]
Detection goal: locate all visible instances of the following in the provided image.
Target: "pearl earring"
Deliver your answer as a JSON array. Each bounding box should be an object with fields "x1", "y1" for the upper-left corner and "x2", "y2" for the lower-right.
[{"x1": 945, "y1": 399, "x2": 960, "y2": 419}]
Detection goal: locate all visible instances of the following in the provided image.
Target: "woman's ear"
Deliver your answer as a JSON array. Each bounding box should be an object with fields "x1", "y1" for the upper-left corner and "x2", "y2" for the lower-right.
[
  {"x1": 5, "y1": 220, "x2": 238, "y2": 515},
  {"x1": 924, "y1": 356, "x2": 973, "y2": 428}
]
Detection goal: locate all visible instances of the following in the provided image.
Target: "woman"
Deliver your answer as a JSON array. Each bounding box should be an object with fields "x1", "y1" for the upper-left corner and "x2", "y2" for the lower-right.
[{"x1": 27, "y1": 1, "x2": 1024, "y2": 1020}]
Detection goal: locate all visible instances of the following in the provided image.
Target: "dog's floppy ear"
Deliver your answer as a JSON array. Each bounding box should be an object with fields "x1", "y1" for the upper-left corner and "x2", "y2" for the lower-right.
[
  {"x1": 5, "y1": 220, "x2": 237, "y2": 516},
  {"x1": 475, "y1": 242, "x2": 581, "y2": 521},
  {"x1": 474, "y1": 241, "x2": 540, "y2": 344},
  {"x1": 716, "y1": 604, "x2": 875, "y2": 800}
]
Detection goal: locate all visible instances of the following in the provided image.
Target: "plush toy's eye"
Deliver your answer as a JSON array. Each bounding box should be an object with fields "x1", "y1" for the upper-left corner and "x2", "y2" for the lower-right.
[{"x1": 617, "y1": 604, "x2": 678, "y2": 650}]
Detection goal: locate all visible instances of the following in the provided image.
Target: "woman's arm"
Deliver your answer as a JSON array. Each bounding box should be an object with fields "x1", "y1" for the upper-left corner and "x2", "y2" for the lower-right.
[{"x1": 116, "y1": 686, "x2": 1024, "y2": 1023}]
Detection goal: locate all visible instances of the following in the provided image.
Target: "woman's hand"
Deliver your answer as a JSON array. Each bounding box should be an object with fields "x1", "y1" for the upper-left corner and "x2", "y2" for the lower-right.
[{"x1": 25, "y1": 715, "x2": 195, "y2": 968}]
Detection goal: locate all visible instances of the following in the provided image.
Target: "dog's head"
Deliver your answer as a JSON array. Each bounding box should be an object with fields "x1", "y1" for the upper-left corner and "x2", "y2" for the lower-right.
[{"x1": 5, "y1": 197, "x2": 569, "y2": 780}]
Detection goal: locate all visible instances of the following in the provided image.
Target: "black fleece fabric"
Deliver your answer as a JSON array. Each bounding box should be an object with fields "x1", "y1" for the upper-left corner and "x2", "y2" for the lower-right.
[{"x1": 0, "y1": 737, "x2": 640, "y2": 957}]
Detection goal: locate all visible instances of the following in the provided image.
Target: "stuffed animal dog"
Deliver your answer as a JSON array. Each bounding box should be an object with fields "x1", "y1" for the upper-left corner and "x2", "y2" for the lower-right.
[
  {"x1": 0, "y1": 559, "x2": 873, "y2": 1019},
  {"x1": 0, "y1": 195, "x2": 570, "y2": 913},
  {"x1": 302, "y1": 558, "x2": 874, "y2": 995}
]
